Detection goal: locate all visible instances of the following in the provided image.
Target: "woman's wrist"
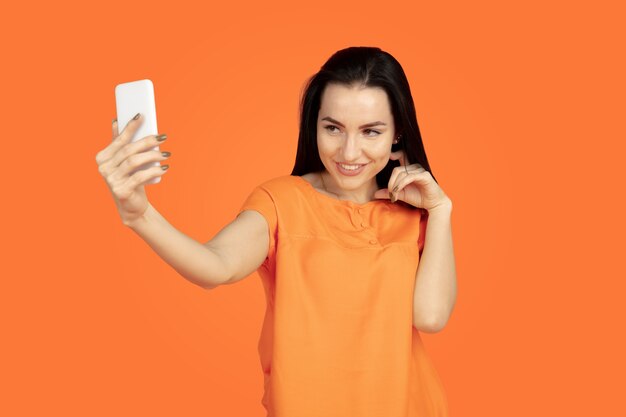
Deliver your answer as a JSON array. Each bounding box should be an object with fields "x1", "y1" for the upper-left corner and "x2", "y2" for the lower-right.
[{"x1": 426, "y1": 198, "x2": 452, "y2": 216}]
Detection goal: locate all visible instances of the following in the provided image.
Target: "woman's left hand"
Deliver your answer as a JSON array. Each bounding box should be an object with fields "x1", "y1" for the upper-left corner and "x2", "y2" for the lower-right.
[{"x1": 373, "y1": 150, "x2": 451, "y2": 212}]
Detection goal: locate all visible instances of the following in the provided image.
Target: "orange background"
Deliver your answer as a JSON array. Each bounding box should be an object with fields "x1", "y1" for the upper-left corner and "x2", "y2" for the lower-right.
[{"x1": 1, "y1": 0, "x2": 625, "y2": 415}]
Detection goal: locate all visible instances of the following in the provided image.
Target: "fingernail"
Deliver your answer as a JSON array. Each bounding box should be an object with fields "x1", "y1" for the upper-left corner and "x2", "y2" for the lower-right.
[
  {"x1": 156, "y1": 134, "x2": 167, "y2": 142},
  {"x1": 161, "y1": 151, "x2": 171, "y2": 158},
  {"x1": 133, "y1": 112, "x2": 140, "y2": 120},
  {"x1": 161, "y1": 165, "x2": 170, "y2": 171},
  {"x1": 393, "y1": 185, "x2": 399, "y2": 193},
  {"x1": 112, "y1": 118, "x2": 117, "y2": 124}
]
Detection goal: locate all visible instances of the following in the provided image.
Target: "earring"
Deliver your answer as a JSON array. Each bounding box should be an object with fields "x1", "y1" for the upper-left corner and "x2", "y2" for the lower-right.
[{"x1": 393, "y1": 134, "x2": 402, "y2": 144}]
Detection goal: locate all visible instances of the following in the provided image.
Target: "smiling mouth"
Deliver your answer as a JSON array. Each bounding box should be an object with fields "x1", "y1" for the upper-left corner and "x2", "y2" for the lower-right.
[
  {"x1": 335, "y1": 162, "x2": 368, "y2": 175},
  {"x1": 336, "y1": 162, "x2": 367, "y2": 170}
]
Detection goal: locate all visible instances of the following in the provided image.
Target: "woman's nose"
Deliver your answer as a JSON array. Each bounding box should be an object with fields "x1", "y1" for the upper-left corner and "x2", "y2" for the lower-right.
[{"x1": 340, "y1": 135, "x2": 361, "y2": 161}]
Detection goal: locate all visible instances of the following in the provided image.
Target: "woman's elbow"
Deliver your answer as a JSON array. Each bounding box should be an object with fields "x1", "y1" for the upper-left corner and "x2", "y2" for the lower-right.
[{"x1": 413, "y1": 314, "x2": 448, "y2": 333}]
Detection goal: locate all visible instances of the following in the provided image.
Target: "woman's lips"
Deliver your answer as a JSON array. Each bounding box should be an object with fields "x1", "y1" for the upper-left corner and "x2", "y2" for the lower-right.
[{"x1": 335, "y1": 162, "x2": 367, "y2": 176}]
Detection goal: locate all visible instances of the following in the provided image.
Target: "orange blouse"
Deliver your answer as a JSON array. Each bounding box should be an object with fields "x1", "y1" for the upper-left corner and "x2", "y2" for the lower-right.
[{"x1": 238, "y1": 174, "x2": 448, "y2": 417}]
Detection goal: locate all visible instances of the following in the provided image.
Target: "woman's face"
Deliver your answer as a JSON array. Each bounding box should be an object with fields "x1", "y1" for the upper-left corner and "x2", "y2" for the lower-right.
[{"x1": 316, "y1": 82, "x2": 396, "y2": 193}]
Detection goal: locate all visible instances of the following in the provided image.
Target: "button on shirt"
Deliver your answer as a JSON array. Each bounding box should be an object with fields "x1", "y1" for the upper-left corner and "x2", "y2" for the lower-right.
[{"x1": 238, "y1": 175, "x2": 446, "y2": 417}]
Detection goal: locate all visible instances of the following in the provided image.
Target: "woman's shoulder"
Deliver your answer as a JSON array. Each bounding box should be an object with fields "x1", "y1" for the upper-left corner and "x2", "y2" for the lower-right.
[
  {"x1": 250, "y1": 175, "x2": 313, "y2": 202},
  {"x1": 255, "y1": 174, "x2": 302, "y2": 191}
]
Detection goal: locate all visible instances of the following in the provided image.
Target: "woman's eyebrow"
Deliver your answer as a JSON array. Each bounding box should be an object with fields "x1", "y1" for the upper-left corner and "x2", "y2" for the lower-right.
[{"x1": 321, "y1": 116, "x2": 387, "y2": 129}]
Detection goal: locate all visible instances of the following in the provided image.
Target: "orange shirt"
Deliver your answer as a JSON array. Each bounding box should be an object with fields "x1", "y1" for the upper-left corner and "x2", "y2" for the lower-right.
[{"x1": 238, "y1": 175, "x2": 448, "y2": 417}]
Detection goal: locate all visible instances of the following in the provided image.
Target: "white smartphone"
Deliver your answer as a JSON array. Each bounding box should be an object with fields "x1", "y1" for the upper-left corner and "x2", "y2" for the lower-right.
[{"x1": 115, "y1": 79, "x2": 161, "y2": 184}]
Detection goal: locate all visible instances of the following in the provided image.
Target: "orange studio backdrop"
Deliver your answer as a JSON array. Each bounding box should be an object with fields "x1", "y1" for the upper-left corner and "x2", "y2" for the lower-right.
[{"x1": 1, "y1": 0, "x2": 625, "y2": 416}]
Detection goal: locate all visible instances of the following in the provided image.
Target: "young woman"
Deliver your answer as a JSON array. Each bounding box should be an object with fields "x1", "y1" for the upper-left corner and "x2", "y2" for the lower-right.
[{"x1": 96, "y1": 46, "x2": 457, "y2": 417}]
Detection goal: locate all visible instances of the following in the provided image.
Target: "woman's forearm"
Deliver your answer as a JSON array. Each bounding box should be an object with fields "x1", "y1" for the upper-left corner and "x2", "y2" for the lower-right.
[
  {"x1": 125, "y1": 203, "x2": 229, "y2": 290},
  {"x1": 412, "y1": 200, "x2": 457, "y2": 332}
]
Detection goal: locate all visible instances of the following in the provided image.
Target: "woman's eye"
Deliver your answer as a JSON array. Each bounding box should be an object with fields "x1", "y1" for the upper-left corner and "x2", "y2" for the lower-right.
[
  {"x1": 324, "y1": 125, "x2": 340, "y2": 133},
  {"x1": 364, "y1": 129, "x2": 381, "y2": 136}
]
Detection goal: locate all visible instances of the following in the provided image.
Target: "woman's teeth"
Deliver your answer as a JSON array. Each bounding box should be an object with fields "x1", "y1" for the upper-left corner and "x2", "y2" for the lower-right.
[{"x1": 339, "y1": 164, "x2": 363, "y2": 170}]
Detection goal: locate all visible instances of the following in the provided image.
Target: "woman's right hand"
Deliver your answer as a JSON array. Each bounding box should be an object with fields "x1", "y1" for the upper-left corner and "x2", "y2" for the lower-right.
[{"x1": 95, "y1": 114, "x2": 171, "y2": 227}]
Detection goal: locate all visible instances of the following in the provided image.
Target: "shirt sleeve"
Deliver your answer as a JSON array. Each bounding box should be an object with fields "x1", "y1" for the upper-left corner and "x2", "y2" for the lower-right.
[
  {"x1": 238, "y1": 185, "x2": 278, "y2": 267},
  {"x1": 418, "y1": 209, "x2": 428, "y2": 257}
]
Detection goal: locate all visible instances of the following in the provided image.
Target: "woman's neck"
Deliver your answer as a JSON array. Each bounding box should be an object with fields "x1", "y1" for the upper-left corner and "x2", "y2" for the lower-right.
[{"x1": 319, "y1": 171, "x2": 378, "y2": 204}]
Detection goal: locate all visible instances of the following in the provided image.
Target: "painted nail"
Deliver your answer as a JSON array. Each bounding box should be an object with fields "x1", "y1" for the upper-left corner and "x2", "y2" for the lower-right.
[
  {"x1": 393, "y1": 185, "x2": 399, "y2": 193},
  {"x1": 161, "y1": 151, "x2": 171, "y2": 158},
  {"x1": 133, "y1": 112, "x2": 140, "y2": 120},
  {"x1": 161, "y1": 165, "x2": 170, "y2": 171},
  {"x1": 156, "y1": 134, "x2": 167, "y2": 142}
]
